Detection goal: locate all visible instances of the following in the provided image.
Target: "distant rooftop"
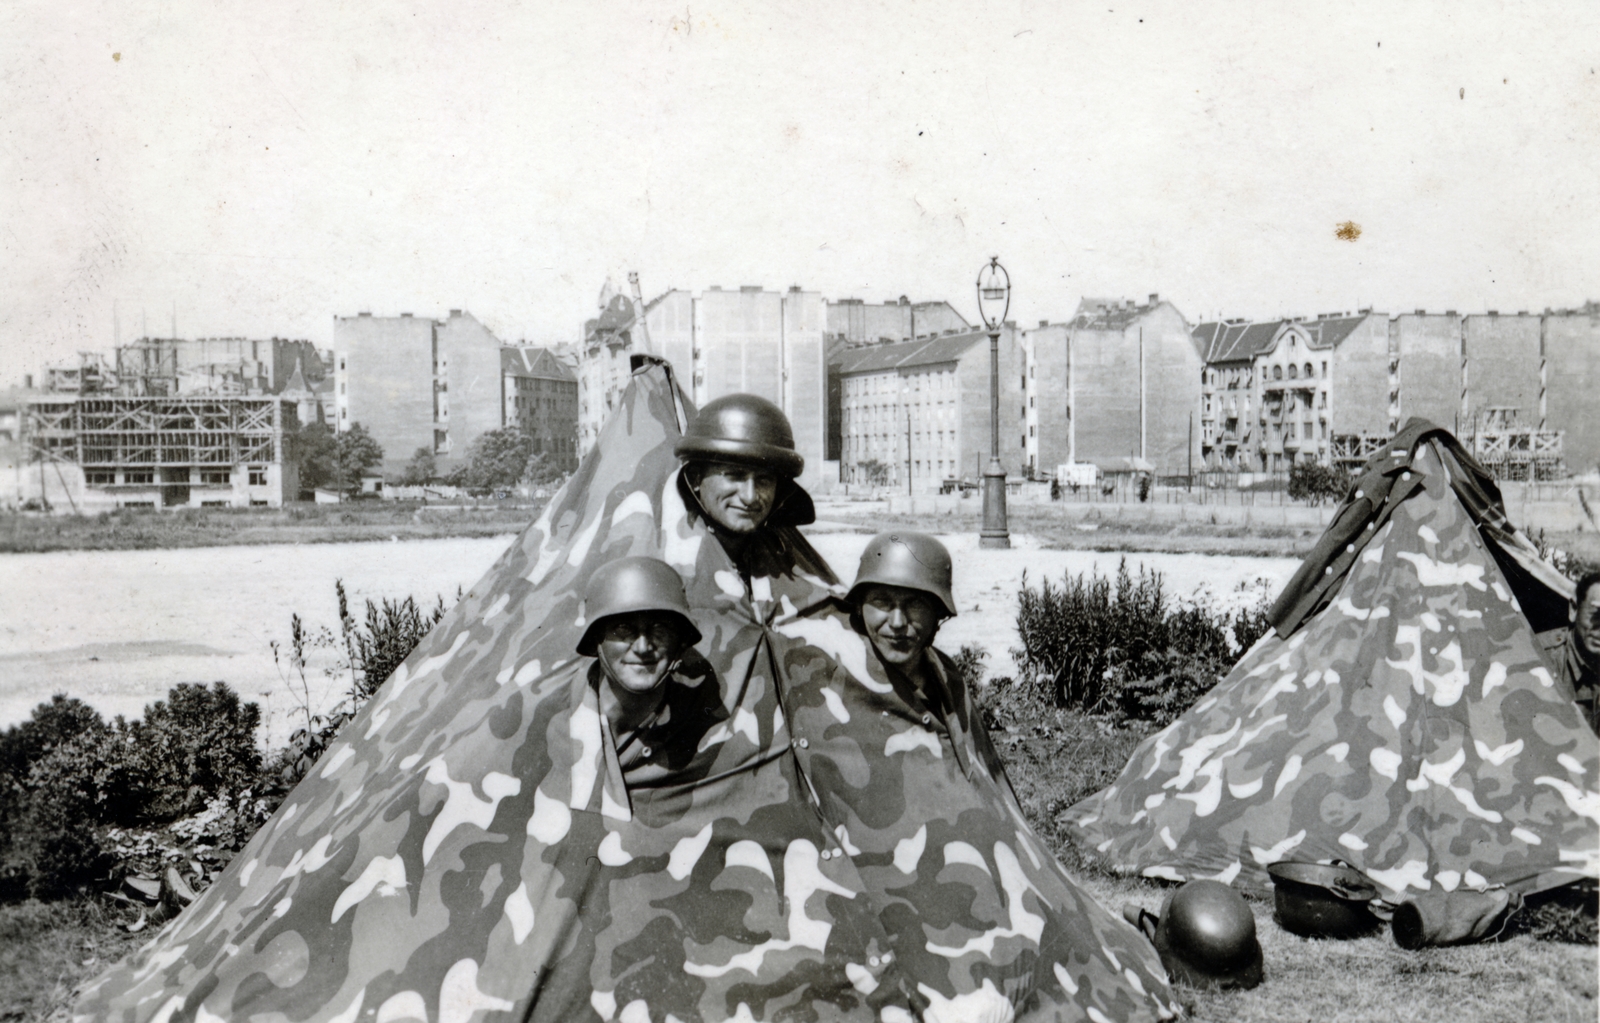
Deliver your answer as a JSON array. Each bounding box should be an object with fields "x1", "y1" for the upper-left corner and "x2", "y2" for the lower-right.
[{"x1": 834, "y1": 330, "x2": 987, "y2": 375}]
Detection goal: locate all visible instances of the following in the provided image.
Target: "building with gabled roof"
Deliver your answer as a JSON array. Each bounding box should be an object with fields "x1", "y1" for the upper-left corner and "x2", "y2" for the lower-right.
[
  {"x1": 503, "y1": 346, "x2": 578, "y2": 472},
  {"x1": 1193, "y1": 311, "x2": 1390, "y2": 472},
  {"x1": 836, "y1": 327, "x2": 1023, "y2": 492}
]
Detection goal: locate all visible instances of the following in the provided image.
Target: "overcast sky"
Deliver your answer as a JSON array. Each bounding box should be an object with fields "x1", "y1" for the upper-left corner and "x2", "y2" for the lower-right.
[{"x1": 3, "y1": 0, "x2": 1597, "y2": 384}]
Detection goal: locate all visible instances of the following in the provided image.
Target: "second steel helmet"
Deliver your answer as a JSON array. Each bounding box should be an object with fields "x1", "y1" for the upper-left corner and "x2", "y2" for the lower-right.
[
  {"x1": 576, "y1": 556, "x2": 702, "y2": 657},
  {"x1": 848, "y1": 531, "x2": 957, "y2": 618},
  {"x1": 1147, "y1": 880, "x2": 1264, "y2": 990},
  {"x1": 674, "y1": 394, "x2": 805, "y2": 479}
]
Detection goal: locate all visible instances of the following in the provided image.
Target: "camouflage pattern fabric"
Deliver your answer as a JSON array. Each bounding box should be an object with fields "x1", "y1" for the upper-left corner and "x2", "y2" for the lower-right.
[
  {"x1": 1064, "y1": 437, "x2": 1600, "y2": 901},
  {"x1": 77, "y1": 365, "x2": 913, "y2": 1023},
  {"x1": 775, "y1": 607, "x2": 1179, "y2": 1022},
  {"x1": 77, "y1": 362, "x2": 1174, "y2": 1023}
]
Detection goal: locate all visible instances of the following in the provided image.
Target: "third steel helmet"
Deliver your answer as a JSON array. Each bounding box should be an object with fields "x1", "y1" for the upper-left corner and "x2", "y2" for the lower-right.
[
  {"x1": 848, "y1": 531, "x2": 957, "y2": 618},
  {"x1": 674, "y1": 394, "x2": 805, "y2": 479},
  {"x1": 1150, "y1": 880, "x2": 1264, "y2": 990},
  {"x1": 577, "y1": 557, "x2": 701, "y2": 657}
]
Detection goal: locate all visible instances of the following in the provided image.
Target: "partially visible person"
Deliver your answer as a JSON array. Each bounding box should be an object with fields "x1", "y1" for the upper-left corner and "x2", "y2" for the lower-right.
[
  {"x1": 673, "y1": 393, "x2": 834, "y2": 585},
  {"x1": 774, "y1": 531, "x2": 1179, "y2": 1022},
  {"x1": 577, "y1": 555, "x2": 719, "y2": 784},
  {"x1": 1538, "y1": 569, "x2": 1600, "y2": 736}
]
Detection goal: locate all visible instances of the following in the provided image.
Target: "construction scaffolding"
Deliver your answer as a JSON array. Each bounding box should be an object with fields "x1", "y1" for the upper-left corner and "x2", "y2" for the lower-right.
[
  {"x1": 1469, "y1": 407, "x2": 1566, "y2": 481},
  {"x1": 23, "y1": 395, "x2": 296, "y2": 509},
  {"x1": 1331, "y1": 432, "x2": 1389, "y2": 470}
]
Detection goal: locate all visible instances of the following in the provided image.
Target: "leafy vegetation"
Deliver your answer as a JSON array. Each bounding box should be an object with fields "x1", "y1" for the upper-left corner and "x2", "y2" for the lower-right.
[
  {"x1": 0, "y1": 582, "x2": 450, "y2": 904},
  {"x1": 271, "y1": 581, "x2": 450, "y2": 784},
  {"x1": 399, "y1": 446, "x2": 438, "y2": 485},
  {"x1": 1288, "y1": 460, "x2": 1352, "y2": 505},
  {"x1": 1011, "y1": 558, "x2": 1271, "y2": 722},
  {"x1": 446, "y1": 427, "x2": 567, "y2": 494},
  {"x1": 293, "y1": 421, "x2": 385, "y2": 495}
]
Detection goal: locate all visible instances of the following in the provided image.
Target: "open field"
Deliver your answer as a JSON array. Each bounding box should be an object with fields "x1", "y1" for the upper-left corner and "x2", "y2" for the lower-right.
[
  {"x1": 0, "y1": 502, "x2": 538, "y2": 554},
  {"x1": 5, "y1": 495, "x2": 1594, "y2": 570},
  {"x1": 815, "y1": 498, "x2": 1600, "y2": 569}
]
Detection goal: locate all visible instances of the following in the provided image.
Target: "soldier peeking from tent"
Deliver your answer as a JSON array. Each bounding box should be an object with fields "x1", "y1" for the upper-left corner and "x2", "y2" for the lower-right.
[
  {"x1": 1538, "y1": 568, "x2": 1600, "y2": 736},
  {"x1": 577, "y1": 556, "x2": 724, "y2": 783},
  {"x1": 674, "y1": 393, "x2": 835, "y2": 584},
  {"x1": 767, "y1": 531, "x2": 1181, "y2": 1020}
]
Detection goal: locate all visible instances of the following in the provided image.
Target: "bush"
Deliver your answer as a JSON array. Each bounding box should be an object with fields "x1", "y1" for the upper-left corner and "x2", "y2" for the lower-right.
[
  {"x1": 1013, "y1": 560, "x2": 1270, "y2": 722},
  {"x1": 120, "y1": 683, "x2": 262, "y2": 819},
  {"x1": 1288, "y1": 460, "x2": 1351, "y2": 505}
]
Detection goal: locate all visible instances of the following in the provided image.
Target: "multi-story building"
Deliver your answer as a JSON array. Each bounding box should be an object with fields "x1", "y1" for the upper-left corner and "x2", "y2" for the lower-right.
[
  {"x1": 1545, "y1": 304, "x2": 1600, "y2": 475},
  {"x1": 334, "y1": 309, "x2": 510, "y2": 478},
  {"x1": 836, "y1": 327, "x2": 1024, "y2": 493},
  {"x1": 577, "y1": 283, "x2": 828, "y2": 490},
  {"x1": 1025, "y1": 296, "x2": 1201, "y2": 478},
  {"x1": 503, "y1": 347, "x2": 579, "y2": 472},
  {"x1": 1194, "y1": 305, "x2": 1600, "y2": 478},
  {"x1": 826, "y1": 298, "x2": 969, "y2": 345}
]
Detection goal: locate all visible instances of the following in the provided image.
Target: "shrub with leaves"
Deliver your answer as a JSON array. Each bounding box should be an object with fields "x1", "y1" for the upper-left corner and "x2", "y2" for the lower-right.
[
  {"x1": 1288, "y1": 460, "x2": 1352, "y2": 505},
  {"x1": 1013, "y1": 560, "x2": 1271, "y2": 722},
  {"x1": 271, "y1": 580, "x2": 451, "y2": 786}
]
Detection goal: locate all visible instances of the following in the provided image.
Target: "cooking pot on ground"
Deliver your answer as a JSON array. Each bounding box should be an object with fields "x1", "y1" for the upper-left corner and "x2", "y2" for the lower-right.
[{"x1": 1267, "y1": 860, "x2": 1381, "y2": 939}]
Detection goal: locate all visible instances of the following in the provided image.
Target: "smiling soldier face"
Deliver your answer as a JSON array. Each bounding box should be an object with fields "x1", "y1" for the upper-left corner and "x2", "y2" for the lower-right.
[
  {"x1": 858, "y1": 583, "x2": 943, "y2": 673},
  {"x1": 596, "y1": 611, "x2": 687, "y2": 695},
  {"x1": 692, "y1": 462, "x2": 780, "y2": 534}
]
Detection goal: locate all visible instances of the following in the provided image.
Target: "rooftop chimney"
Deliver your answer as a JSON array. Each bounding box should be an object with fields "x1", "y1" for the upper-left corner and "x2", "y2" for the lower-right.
[
  {"x1": 1148, "y1": 293, "x2": 1159, "y2": 305},
  {"x1": 449, "y1": 309, "x2": 461, "y2": 317},
  {"x1": 1039, "y1": 320, "x2": 1049, "y2": 328},
  {"x1": 400, "y1": 312, "x2": 412, "y2": 317},
  {"x1": 358, "y1": 311, "x2": 371, "y2": 317}
]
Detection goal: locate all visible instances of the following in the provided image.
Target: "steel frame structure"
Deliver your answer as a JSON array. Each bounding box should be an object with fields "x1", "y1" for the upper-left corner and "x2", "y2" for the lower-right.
[{"x1": 23, "y1": 396, "x2": 290, "y2": 488}]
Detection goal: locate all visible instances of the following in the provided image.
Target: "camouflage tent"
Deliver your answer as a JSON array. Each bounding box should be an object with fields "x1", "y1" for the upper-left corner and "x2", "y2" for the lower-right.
[
  {"x1": 78, "y1": 362, "x2": 1175, "y2": 1023},
  {"x1": 1064, "y1": 426, "x2": 1600, "y2": 900}
]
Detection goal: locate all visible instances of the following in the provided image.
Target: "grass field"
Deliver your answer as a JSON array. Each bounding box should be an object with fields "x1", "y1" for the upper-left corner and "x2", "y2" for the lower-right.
[{"x1": 0, "y1": 501, "x2": 537, "y2": 554}]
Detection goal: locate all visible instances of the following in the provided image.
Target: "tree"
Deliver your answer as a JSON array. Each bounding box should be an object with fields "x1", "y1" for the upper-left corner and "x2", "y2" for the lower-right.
[
  {"x1": 295, "y1": 422, "x2": 385, "y2": 495},
  {"x1": 400, "y1": 447, "x2": 437, "y2": 486},
  {"x1": 336, "y1": 424, "x2": 386, "y2": 492},
  {"x1": 1288, "y1": 460, "x2": 1351, "y2": 505},
  {"x1": 450, "y1": 428, "x2": 536, "y2": 493},
  {"x1": 858, "y1": 459, "x2": 891, "y2": 487},
  {"x1": 523, "y1": 451, "x2": 566, "y2": 489}
]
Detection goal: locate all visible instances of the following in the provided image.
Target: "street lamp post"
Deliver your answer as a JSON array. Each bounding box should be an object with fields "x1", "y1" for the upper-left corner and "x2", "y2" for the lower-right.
[{"x1": 976, "y1": 256, "x2": 1011, "y2": 549}]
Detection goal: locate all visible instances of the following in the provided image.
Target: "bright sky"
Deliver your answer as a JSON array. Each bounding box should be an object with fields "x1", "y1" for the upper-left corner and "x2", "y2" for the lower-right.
[{"x1": 3, "y1": 0, "x2": 1597, "y2": 384}]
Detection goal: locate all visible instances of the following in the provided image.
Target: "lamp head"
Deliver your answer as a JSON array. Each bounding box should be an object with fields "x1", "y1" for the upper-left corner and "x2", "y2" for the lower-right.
[{"x1": 975, "y1": 256, "x2": 1011, "y2": 332}]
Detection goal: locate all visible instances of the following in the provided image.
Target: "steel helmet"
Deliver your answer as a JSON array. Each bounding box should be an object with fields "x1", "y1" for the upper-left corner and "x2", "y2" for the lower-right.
[
  {"x1": 674, "y1": 394, "x2": 805, "y2": 479},
  {"x1": 1149, "y1": 880, "x2": 1264, "y2": 990},
  {"x1": 848, "y1": 532, "x2": 957, "y2": 618},
  {"x1": 576, "y1": 556, "x2": 701, "y2": 657}
]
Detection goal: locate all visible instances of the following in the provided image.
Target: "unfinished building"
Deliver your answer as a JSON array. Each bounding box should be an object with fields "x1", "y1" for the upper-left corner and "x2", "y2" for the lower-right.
[{"x1": 20, "y1": 395, "x2": 297, "y2": 513}]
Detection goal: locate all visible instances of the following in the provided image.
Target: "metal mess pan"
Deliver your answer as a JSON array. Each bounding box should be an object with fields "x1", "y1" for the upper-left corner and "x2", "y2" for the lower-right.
[{"x1": 1267, "y1": 860, "x2": 1382, "y2": 938}]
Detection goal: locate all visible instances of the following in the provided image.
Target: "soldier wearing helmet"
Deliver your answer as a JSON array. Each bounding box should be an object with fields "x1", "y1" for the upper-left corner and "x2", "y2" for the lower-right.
[
  {"x1": 674, "y1": 394, "x2": 830, "y2": 580},
  {"x1": 578, "y1": 556, "x2": 718, "y2": 781},
  {"x1": 847, "y1": 531, "x2": 960, "y2": 706}
]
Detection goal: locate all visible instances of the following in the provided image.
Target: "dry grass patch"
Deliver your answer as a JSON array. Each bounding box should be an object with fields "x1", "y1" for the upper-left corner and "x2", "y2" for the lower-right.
[{"x1": 0, "y1": 899, "x2": 144, "y2": 1023}]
